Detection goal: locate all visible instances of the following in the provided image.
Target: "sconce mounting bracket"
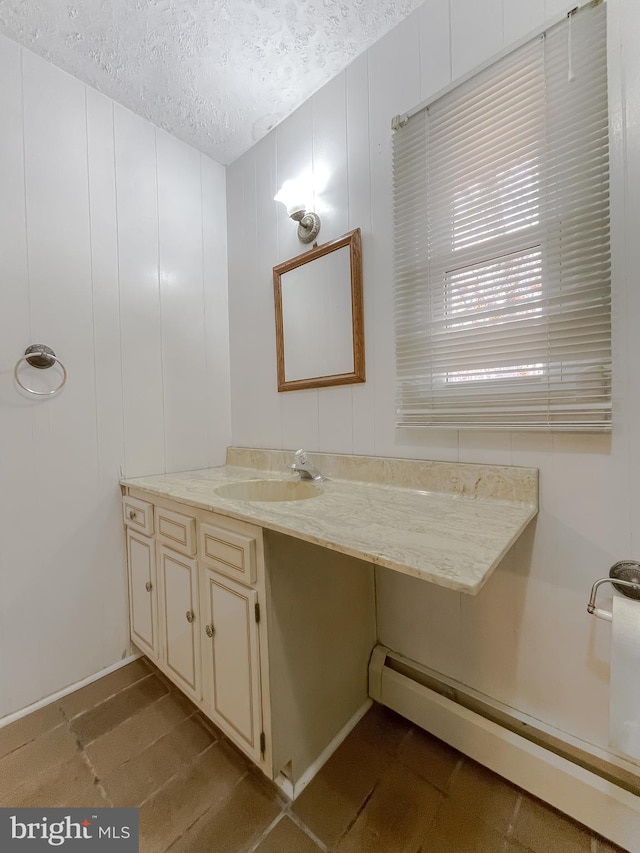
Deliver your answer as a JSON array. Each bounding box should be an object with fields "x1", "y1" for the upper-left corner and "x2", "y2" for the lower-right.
[{"x1": 291, "y1": 210, "x2": 321, "y2": 244}]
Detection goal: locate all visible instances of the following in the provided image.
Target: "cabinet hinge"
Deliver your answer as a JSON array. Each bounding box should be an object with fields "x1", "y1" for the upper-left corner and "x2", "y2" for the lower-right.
[
  {"x1": 255, "y1": 602, "x2": 260, "y2": 623},
  {"x1": 260, "y1": 731, "x2": 266, "y2": 755}
]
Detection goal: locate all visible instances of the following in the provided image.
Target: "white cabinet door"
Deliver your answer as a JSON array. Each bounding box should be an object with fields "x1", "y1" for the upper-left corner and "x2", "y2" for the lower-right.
[
  {"x1": 157, "y1": 545, "x2": 201, "y2": 702},
  {"x1": 200, "y1": 567, "x2": 262, "y2": 763},
  {"x1": 127, "y1": 529, "x2": 158, "y2": 661}
]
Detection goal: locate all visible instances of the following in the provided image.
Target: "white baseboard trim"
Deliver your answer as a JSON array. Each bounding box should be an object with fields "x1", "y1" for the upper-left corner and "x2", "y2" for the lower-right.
[
  {"x1": 370, "y1": 652, "x2": 640, "y2": 852},
  {"x1": 274, "y1": 698, "x2": 373, "y2": 801},
  {"x1": 0, "y1": 654, "x2": 143, "y2": 730}
]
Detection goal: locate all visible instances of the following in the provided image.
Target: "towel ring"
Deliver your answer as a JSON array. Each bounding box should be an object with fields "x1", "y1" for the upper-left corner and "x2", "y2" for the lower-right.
[{"x1": 14, "y1": 345, "x2": 67, "y2": 396}]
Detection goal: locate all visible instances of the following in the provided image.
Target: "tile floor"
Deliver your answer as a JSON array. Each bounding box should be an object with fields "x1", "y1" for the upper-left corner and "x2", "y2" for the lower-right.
[{"x1": 0, "y1": 659, "x2": 629, "y2": 853}]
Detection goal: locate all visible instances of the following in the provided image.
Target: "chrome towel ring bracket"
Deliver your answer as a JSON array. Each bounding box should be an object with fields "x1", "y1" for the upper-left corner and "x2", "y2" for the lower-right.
[
  {"x1": 587, "y1": 561, "x2": 640, "y2": 622},
  {"x1": 14, "y1": 344, "x2": 67, "y2": 396}
]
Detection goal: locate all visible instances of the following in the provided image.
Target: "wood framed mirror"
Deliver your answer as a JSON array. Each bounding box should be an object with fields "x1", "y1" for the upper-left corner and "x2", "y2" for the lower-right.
[{"x1": 273, "y1": 228, "x2": 365, "y2": 392}]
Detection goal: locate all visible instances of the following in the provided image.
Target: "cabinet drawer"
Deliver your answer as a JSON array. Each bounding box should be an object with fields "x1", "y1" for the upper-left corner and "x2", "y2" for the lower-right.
[
  {"x1": 155, "y1": 507, "x2": 196, "y2": 556},
  {"x1": 123, "y1": 496, "x2": 154, "y2": 537},
  {"x1": 199, "y1": 523, "x2": 257, "y2": 584}
]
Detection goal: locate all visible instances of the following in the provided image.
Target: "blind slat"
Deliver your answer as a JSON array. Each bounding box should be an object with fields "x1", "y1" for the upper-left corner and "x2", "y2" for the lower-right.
[{"x1": 393, "y1": 1, "x2": 611, "y2": 431}]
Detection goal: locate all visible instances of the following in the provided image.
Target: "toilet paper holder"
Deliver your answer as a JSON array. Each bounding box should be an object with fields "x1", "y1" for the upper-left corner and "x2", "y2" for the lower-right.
[{"x1": 587, "y1": 561, "x2": 640, "y2": 622}]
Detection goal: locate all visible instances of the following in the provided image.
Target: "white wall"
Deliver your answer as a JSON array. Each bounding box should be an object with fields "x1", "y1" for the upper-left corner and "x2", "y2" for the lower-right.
[
  {"x1": 226, "y1": 0, "x2": 640, "y2": 763},
  {"x1": 0, "y1": 34, "x2": 230, "y2": 719}
]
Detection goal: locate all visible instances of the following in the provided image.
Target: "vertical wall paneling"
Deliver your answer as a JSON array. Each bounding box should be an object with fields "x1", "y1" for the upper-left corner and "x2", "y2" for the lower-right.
[
  {"x1": 458, "y1": 551, "x2": 522, "y2": 709},
  {"x1": 313, "y1": 72, "x2": 354, "y2": 453},
  {"x1": 367, "y1": 14, "x2": 421, "y2": 456},
  {"x1": 254, "y1": 133, "x2": 285, "y2": 449},
  {"x1": 86, "y1": 89, "x2": 124, "y2": 488},
  {"x1": 503, "y1": 0, "x2": 545, "y2": 45},
  {"x1": 458, "y1": 431, "x2": 513, "y2": 465},
  {"x1": 276, "y1": 100, "x2": 320, "y2": 451},
  {"x1": 86, "y1": 87, "x2": 128, "y2": 664},
  {"x1": 114, "y1": 105, "x2": 165, "y2": 479},
  {"x1": 229, "y1": 145, "x2": 286, "y2": 450},
  {"x1": 312, "y1": 73, "x2": 349, "y2": 243},
  {"x1": 544, "y1": 0, "x2": 572, "y2": 21},
  {"x1": 0, "y1": 35, "x2": 35, "y2": 715},
  {"x1": 201, "y1": 154, "x2": 231, "y2": 467},
  {"x1": 227, "y1": 158, "x2": 256, "y2": 449},
  {"x1": 0, "y1": 37, "x2": 229, "y2": 719},
  {"x1": 419, "y1": 0, "x2": 453, "y2": 100},
  {"x1": 450, "y1": 0, "x2": 504, "y2": 79},
  {"x1": 240, "y1": 142, "x2": 274, "y2": 447},
  {"x1": 317, "y1": 386, "x2": 354, "y2": 454},
  {"x1": 156, "y1": 130, "x2": 210, "y2": 473},
  {"x1": 346, "y1": 54, "x2": 376, "y2": 455},
  {"x1": 375, "y1": 567, "x2": 463, "y2": 680},
  {"x1": 280, "y1": 388, "x2": 320, "y2": 454},
  {"x1": 22, "y1": 50, "x2": 104, "y2": 698}
]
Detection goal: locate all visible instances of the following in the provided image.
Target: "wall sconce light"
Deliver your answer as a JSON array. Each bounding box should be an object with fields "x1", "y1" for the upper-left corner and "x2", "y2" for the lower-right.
[{"x1": 274, "y1": 180, "x2": 321, "y2": 244}]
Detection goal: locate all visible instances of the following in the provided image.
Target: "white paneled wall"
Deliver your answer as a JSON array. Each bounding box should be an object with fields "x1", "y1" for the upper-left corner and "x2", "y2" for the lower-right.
[
  {"x1": 227, "y1": 0, "x2": 640, "y2": 761},
  {"x1": 0, "y1": 35, "x2": 230, "y2": 718}
]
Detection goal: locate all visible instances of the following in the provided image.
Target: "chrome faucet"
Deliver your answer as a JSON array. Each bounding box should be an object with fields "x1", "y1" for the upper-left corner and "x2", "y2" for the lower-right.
[{"x1": 290, "y1": 449, "x2": 328, "y2": 482}]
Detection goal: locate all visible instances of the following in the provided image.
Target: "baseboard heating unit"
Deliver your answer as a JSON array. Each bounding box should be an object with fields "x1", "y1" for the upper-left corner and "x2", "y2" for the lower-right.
[{"x1": 369, "y1": 645, "x2": 640, "y2": 852}]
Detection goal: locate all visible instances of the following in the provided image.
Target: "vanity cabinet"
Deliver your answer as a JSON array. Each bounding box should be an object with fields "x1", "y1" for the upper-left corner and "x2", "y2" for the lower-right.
[
  {"x1": 123, "y1": 491, "x2": 267, "y2": 770},
  {"x1": 200, "y1": 568, "x2": 262, "y2": 762},
  {"x1": 126, "y1": 528, "x2": 158, "y2": 660},
  {"x1": 122, "y1": 486, "x2": 376, "y2": 797},
  {"x1": 157, "y1": 545, "x2": 201, "y2": 702}
]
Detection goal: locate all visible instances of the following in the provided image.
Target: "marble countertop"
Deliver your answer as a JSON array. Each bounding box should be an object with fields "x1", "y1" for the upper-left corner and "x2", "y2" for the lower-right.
[{"x1": 122, "y1": 449, "x2": 538, "y2": 595}]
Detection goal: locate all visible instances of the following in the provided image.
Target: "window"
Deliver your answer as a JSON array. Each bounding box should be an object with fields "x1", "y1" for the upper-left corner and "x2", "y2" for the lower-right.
[{"x1": 393, "y1": 0, "x2": 611, "y2": 431}]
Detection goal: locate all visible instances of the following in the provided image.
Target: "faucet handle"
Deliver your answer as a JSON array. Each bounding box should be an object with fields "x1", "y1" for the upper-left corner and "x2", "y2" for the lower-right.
[{"x1": 294, "y1": 449, "x2": 308, "y2": 464}]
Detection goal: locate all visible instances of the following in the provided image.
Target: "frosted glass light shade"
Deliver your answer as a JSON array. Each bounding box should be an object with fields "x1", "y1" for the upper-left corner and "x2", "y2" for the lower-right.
[{"x1": 274, "y1": 180, "x2": 305, "y2": 217}]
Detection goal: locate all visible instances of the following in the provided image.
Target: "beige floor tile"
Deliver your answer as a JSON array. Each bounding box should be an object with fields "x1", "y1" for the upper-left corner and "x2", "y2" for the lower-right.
[
  {"x1": 396, "y1": 726, "x2": 462, "y2": 793},
  {"x1": 0, "y1": 679, "x2": 614, "y2": 853},
  {"x1": 167, "y1": 772, "x2": 281, "y2": 853},
  {"x1": 349, "y1": 703, "x2": 413, "y2": 754},
  {"x1": 70, "y1": 675, "x2": 168, "y2": 746},
  {"x1": 102, "y1": 715, "x2": 216, "y2": 807},
  {"x1": 292, "y1": 726, "x2": 394, "y2": 848},
  {"x1": 510, "y1": 794, "x2": 593, "y2": 853},
  {"x1": 67, "y1": 785, "x2": 111, "y2": 808},
  {"x1": 336, "y1": 759, "x2": 443, "y2": 852},
  {"x1": 447, "y1": 758, "x2": 520, "y2": 833},
  {"x1": 252, "y1": 816, "x2": 323, "y2": 853},
  {"x1": 0, "y1": 702, "x2": 66, "y2": 760},
  {"x1": 4, "y1": 753, "x2": 97, "y2": 808},
  {"x1": 0, "y1": 725, "x2": 80, "y2": 803},
  {"x1": 422, "y1": 797, "x2": 509, "y2": 853},
  {"x1": 85, "y1": 691, "x2": 197, "y2": 777},
  {"x1": 60, "y1": 659, "x2": 152, "y2": 719},
  {"x1": 503, "y1": 842, "x2": 532, "y2": 853},
  {"x1": 192, "y1": 710, "x2": 225, "y2": 741},
  {"x1": 138, "y1": 741, "x2": 247, "y2": 853}
]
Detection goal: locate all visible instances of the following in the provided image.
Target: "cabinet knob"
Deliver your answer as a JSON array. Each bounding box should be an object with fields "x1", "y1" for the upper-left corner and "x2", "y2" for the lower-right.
[
  {"x1": 186, "y1": 610, "x2": 194, "y2": 623},
  {"x1": 128, "y1": 510, "x2": 137, "y2": 520},
  {"x1": 145, "y1": 581, "x2": 152, "y2": 592},
  {"x1": 205, "y1": 624, "x2": 214, "y2": 638}
]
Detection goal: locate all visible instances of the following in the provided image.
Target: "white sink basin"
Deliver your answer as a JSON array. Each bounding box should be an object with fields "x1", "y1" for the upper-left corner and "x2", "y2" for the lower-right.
[{"x1": 215, "y1": 479, "x2": 322, "y2": 502}]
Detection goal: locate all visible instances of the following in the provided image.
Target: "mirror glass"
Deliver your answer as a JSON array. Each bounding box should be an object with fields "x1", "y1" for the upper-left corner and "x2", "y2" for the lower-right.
[{"x1": 273, "y1": 228, "x2": 365, "y2": 392}]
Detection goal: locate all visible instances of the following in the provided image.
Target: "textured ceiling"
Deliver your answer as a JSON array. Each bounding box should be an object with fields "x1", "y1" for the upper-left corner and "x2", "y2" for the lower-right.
[{"x1": 0, "y1": 0, "x2": 425, "y2": 164}]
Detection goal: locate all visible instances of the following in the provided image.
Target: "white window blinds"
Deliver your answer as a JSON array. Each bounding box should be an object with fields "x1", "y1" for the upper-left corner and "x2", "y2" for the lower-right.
[{"x1": 393, "y1": 1, "x2": 611, "y2": 431}]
